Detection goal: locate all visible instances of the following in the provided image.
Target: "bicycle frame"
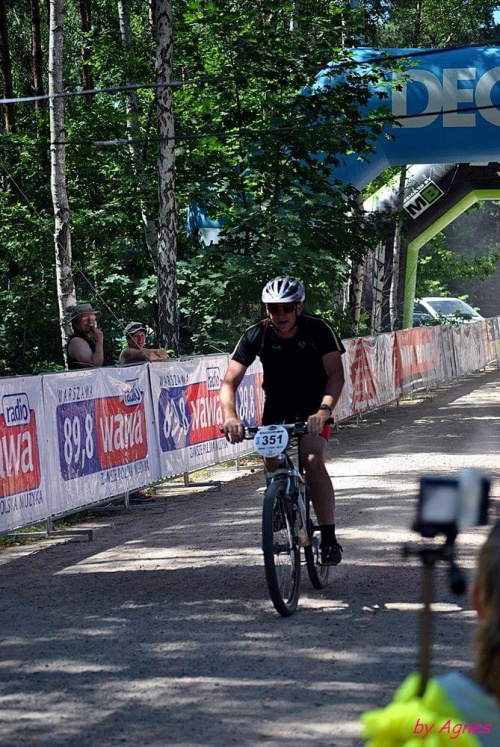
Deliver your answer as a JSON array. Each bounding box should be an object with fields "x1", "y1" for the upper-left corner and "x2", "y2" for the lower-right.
[
  {"x1": 264, "y1": 447, "x2": 309, "y2": 546},
  {"x1": 238, "y1": 421, "x2": 332, "y2": 616}
]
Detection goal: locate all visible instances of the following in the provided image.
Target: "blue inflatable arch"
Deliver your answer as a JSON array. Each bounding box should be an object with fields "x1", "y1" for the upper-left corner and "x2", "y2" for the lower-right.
[
  {"x1": 322, "y1": 45, "x2": 500, "y2": 326},
  {"x1": 330, "y1": 45, "x2": 500, "y2": 189},
  {"x1": 189, "y1": 46, "x2": 500, "y2": 325}
]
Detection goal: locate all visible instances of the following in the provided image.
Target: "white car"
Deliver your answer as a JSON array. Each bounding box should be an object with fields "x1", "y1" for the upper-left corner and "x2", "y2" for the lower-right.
[{"x1": 413, "y1": 297, "x2": 484, "y2": 325}]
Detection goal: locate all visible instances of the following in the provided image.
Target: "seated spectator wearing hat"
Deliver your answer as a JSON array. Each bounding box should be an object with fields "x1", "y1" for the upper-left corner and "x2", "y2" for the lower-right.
[
  {"x1": 118, "y1": 322, "x2": 168, "y2": 365},
  {"x1": 67, "y1": 303, "x2": 104, "y2": 370}
]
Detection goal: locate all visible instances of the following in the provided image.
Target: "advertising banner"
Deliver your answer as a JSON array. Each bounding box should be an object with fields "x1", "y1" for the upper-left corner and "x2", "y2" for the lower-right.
[
  {"x1": 43, "y1": 365, "x2": 159, "y2": 514},
  {"x1": 3, "y1": 320, "x2": 498, "y2": 536},
  {"x1": 396, "y1": 326, "x2": 440, "y2": 394},
  {"x1": 477, "y1": 320, "x2": 493, "y2": 369},
  {"x1": 370, "y1": 332, "x2": 401, "y2": 406},
  {"x1": 150, "y1": 356, "x2": 265, "y2": 480},
  {"x1": 436, "y1": 325, "x2": 458, "y2": 382},
  {"x1": 451, "y1": 322, "x2": 491, "y2": 377},
  {"x1": 487, "y1": 316, "x2": 500, "y2": 361},
  {"x1": 331, "y1": 352, "x2": 351, "y2": 424},
  {"x1": 150, "y1": 356, "x2": 230, "y2": 478},
  {"x1": 234, "y1": 358, "x2": 265, "y2": 458},
  {"x1": 344, "y1": 337, "x2": 378, "y2": 415},
  {"x1": 235, "y1": 359, "x2": 264, "y2": 426},
  {"x1": 0, "y1": 376, "x2": 48, "y2": 533},
  {"x1": 346, "y1": 337, "x2": 378, "y2": 415}
]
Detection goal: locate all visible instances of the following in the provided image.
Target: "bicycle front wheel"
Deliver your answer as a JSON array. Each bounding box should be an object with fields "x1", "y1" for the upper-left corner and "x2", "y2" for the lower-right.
[
  {"x1": 304, "y1": 485, "x2": 330, "y2": 589},
  {"x1": 262, "y1": 480, "x2": 301, "y2": 616}
]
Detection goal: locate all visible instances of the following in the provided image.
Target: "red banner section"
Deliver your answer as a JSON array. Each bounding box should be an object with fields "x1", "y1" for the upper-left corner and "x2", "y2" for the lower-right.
[
  {"x1": 346, "y1": 337, "x2": 378, "y2": 414},
  {"x1": 96, "y1": 396, "x2": 148, "y2": 470},
  {"x1": 0, "y1": 378, "x2": 48, "y2": 533},
  {"x1": 0, "y1": 408, "x2": 41, "y2": 499}
]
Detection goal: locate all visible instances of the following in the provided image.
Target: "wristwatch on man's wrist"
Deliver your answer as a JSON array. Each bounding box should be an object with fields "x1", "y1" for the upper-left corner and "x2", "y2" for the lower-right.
[{"x1": 319, "y1": 403, "x2": 333, "y2": 415}]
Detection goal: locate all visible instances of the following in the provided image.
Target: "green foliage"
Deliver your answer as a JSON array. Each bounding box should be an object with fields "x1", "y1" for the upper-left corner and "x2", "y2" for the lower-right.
[
  {"x1": 416, "y1": 231, "x2": 500, "y2": 298},
  {"x1": 177, "y1": 233, "x2": 354, "y2": 353},
  {"x1": 1, "y1": 1, "x2": 498, "y2": 374},
  {"x1": 173, "y1": 1, "x2": 400, "y2": 350},
  {"x1": 1, "y1": 0, "x2": 399, "y2": 371},
  {"x1": 364, "y1": 0, "x2": 499, "y2": 46}
]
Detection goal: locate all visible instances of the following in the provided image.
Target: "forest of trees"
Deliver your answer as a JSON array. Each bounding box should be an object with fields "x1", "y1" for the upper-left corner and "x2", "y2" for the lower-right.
[{"x1": 1, "y1": 0, "x2": 499, "y2": 375}]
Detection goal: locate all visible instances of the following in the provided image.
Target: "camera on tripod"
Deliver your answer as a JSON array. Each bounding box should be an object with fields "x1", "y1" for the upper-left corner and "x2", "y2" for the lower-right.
[
  {"x1": 405, "y1": 468, "x2": 492, "y2": 696},
  {"x1": 412, "y1": 469, "x2": 490, "y2": 539}
]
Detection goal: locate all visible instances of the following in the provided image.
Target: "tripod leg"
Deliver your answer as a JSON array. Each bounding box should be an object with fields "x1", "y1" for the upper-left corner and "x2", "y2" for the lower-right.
[{"x1": 418, "y1": 564, "x2": 434, "y2": 697}]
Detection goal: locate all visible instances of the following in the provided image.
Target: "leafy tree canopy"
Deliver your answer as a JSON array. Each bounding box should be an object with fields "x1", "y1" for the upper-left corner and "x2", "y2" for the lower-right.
[{"x1": 1, "y1": 0, "x2": 498, "y2": 374}]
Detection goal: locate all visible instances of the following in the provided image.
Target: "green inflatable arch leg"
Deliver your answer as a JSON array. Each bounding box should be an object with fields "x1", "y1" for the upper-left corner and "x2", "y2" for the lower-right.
[{"x1": 403, "y1": 189, "x2": 500, "y2": 328}]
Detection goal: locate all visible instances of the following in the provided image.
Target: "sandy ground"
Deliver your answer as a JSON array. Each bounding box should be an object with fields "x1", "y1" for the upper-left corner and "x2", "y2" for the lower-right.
[{"x1": 0, "y1": 366, "x2": 499, "y2": 747}]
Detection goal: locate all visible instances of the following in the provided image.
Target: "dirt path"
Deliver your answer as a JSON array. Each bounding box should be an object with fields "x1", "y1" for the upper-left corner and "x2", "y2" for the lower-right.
[{"x1": 1, "y1": 367, "x2": 499, "y2": 747}]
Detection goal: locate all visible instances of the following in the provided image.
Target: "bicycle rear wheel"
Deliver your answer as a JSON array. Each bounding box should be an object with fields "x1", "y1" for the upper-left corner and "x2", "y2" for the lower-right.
[
  {"x1": 304, "y1": 485, "x2": 330, "y2": 589},
  {"x1": 262, "y1": 480, "x2": 301, "y2": 616}
]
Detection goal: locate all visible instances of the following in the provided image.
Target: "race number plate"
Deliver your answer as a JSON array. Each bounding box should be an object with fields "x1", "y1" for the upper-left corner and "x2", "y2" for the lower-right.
[{"x1": 253, "y1": 425, "x2": 289, "y2": 458}]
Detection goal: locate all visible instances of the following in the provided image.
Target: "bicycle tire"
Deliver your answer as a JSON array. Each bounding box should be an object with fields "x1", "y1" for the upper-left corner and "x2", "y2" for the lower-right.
[
  {"x1": 262, "y1": 480, "x2": 301, "y2": 616},
  {"x1": 304, "y1": 484, "x2": 330, "y2": 589}
]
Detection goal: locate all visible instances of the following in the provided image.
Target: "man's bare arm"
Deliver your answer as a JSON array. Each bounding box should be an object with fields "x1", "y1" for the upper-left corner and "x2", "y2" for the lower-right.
[
  {"x1": 68, "y1": 331, "x2": 104, "y2": 367},
  {"x1": 119, "y1": 347, "x2": 149, "y2": 364},
  {"x1": 307, "y1": 351, "x2": 345, "y2": 436},
  {"x1": 321, "y1": 351, "x2": 345, "y2": 409},
  {"x1": 119, "y1": 347, "x2": 168, "y2": 365},
  {"x1": 220, "y1": 360, "x2": 248, "y2": 443}
]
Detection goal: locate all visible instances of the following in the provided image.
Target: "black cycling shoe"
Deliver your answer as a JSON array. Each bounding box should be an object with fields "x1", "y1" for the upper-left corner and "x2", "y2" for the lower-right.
[{"x1": 320, "y1": 542, "x2": 343, "y2": 566}]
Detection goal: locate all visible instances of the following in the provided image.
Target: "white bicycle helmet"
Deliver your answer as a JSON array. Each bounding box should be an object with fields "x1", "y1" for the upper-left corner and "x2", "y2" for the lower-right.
[{"x1": 261, "y1": 276, "x2": 305, "y2": 303}]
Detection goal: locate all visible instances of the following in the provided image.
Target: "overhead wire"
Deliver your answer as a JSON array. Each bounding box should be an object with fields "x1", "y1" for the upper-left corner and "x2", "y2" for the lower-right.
[
  {"x1": 1, "y1": 38, "x2": 499, "y2": 107},
  {"x1": 0, "y1": 39, "x2": 499, "y2": 148},
  {"x1": 0, "y1": 160, "x2": 132, "y2": 332},
  {"x1": 0, "y1": 97, "x2": 499, "y2": 150},
  {"x1": 1, "y1": 39, "x2": 499, "y2": 262}
]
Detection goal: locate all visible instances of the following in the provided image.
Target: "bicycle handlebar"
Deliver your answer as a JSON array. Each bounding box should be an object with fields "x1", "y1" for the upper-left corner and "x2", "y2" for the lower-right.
[{"x1": 220, "y1": 419, "x2": 334, "y2": 440}]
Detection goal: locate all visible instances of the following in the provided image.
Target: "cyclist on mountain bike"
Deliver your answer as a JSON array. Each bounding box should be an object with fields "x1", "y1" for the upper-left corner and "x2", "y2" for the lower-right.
[{"x1": 221, "y1": 276, "x2": 346, "y2": 565}]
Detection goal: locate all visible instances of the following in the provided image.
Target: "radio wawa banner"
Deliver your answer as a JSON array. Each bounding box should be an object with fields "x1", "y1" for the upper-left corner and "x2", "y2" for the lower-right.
[
  {"x1": 148, "y1": 355, "x2": 264, "y2": 480},
  {"x1": 42, "y1": 365, "x2": 160, "y2": 515},
  {"x1": 0, "y1": 376, "x2": 48, "y2": 533}
]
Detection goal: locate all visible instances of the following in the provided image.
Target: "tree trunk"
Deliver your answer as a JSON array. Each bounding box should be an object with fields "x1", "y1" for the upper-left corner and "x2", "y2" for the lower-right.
[
  {"x1": 346, "y1": 189, "x2": 366, "y2": 334},
  {"x1": 79, "y1": 0, "x2": 93, "y2": 104},
  {"x1": 154, "y1": 0, "x2": 178, "y2": 353},
  {"x1": 0, "y1": 0, "x2": 15, "y2": 133},
  {"x1": 117, "y1": 0, "x2": 158, "y2": 268},
  {"x1": 370, "y1": 240, "x2": 386, "y2": 333},
  {"x1": 414, "y1": 0, "x2": 423, "y2": 46},
  {"x1": 351, "y1": 260, "x2": 365, "y2": 334},
  {"x1": 389, "y1": 165, "x2": 407, "y2": 331},
  {"x1": 30, "y1": 0, "x2": 44, "y2": 112},
  {"x1": 49, "y1": 0, "x2": 76, "y2": 363}
]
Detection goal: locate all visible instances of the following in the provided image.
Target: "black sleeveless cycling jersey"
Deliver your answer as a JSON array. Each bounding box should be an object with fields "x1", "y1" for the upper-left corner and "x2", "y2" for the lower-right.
[{"x1": 231, "y1": 314, "x2": 345, "y2": 423}]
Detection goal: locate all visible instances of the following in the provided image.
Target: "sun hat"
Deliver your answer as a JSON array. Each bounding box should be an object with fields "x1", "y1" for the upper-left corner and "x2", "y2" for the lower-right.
[
  {"x1": 124, "y1": 322, "x2": 147, "y2": 337},
  {"x1": 69, "y1": 303, "x2": 100, "y2": 322}
]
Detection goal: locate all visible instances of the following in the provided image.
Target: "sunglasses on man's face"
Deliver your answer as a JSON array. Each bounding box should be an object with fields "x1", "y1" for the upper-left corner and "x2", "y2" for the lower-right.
[{"x1": 267, "y1": 304, "x2": 296, "y2": 314}]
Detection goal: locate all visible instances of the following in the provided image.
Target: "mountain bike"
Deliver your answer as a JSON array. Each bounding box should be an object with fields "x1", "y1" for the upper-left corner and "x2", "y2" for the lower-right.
[{"x1": 243, "y1": 422, "x2": 331, "y2": 617}]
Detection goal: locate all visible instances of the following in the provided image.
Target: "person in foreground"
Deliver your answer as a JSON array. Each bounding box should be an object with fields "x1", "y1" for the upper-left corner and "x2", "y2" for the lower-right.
[
  {"x1": 67, "y1": 303, "x2": 104, "y2": 370},
  {"x1": 220, "y1": 276, "x2": 346, "y2": 566},
  {"x1": 118, "y1": 322, "x2": 168, "y2": 365},
  {"x1": 362, "y1": 522, "x2": 500, "y2": 746}
]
